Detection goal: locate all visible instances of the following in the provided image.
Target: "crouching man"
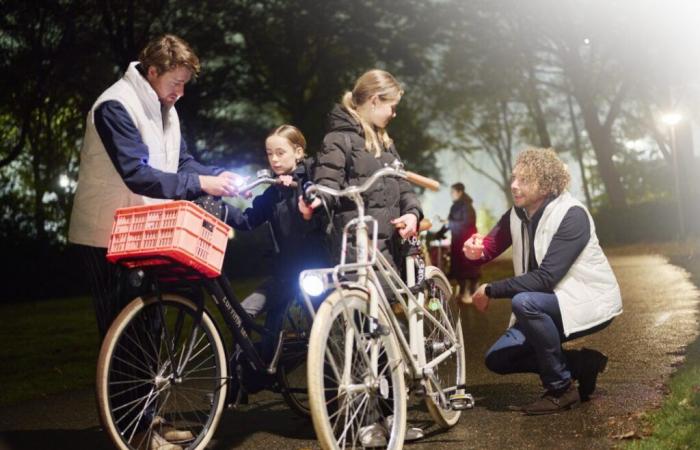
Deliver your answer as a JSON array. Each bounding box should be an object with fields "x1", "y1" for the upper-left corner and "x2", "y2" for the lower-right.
[{"x1": 463, "y1": 147, "x2": 622, "y2": 415}]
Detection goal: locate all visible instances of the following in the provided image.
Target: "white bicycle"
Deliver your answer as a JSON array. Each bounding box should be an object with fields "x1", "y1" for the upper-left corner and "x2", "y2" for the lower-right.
[{"x1": 299, "y1": 162, "x2": 473, "y2": 449}]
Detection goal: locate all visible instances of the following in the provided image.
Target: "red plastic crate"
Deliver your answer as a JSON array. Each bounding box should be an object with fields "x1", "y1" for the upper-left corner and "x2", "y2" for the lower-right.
[{"x1": 107, "y1": 201, "x2": 231, "y2": 278}]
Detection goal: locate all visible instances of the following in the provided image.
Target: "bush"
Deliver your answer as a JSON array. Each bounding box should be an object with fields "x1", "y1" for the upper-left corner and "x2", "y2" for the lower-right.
[{"x1": 593, "y1": 200, "x2": 690, "y2": 245}]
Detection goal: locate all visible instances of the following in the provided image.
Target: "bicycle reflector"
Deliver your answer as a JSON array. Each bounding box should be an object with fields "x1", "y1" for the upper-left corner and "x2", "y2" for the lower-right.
[{"x1": 301, "y1": 273, "x2": 326, "y2": 297}]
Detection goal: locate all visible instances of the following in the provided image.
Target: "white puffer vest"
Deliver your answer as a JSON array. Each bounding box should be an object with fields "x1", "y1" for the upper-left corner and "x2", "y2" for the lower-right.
[
  {"x1": 69, "y1": 62, "x2": 181, "y2": 248},
  {"x1": 509, "y1": 191, "x2": 623, "y2": 336}
]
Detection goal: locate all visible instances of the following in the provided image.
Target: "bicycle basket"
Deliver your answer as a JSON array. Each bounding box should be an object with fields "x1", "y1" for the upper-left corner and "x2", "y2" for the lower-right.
[{"x1": 106, "y1": 201, "x2": 231, "y2": 277}]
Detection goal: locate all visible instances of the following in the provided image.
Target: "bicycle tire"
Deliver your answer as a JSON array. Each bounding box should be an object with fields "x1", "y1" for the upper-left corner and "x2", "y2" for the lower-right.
[
  {"x1": 307, "y1": 288, "x2": 407, "y2": 450},
  {"x1": 420, "y1": 267, "x2": 466, "y2": 428},
  {"x1": 96, "y1": 294, "x2": 228, "y2": 450}
]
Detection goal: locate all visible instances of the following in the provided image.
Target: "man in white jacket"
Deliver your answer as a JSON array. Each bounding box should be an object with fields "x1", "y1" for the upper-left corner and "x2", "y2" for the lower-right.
[
  {"x1": 69, "y1": 34, "x2": 240, "y2": 449},
  {"x1": 464, "y1": 147, "x2": 622, "y2": 415}
]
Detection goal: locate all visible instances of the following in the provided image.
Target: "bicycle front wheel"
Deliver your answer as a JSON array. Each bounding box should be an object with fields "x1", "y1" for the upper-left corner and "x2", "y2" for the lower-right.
[
  {"x1": 96, "y1": 294, "x2": 228, "y2": 450},
  {"x1": 307, "y1": 288, "x2": 407, "y2": 450},
  {"x1": 421, "y1": 267, "x2": 466, "y2": 428}
]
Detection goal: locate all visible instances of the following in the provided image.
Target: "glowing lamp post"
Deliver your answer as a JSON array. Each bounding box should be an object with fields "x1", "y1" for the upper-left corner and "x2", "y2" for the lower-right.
[{"x1": 661, "y1": 112, "x2": 685, "y2": 238}]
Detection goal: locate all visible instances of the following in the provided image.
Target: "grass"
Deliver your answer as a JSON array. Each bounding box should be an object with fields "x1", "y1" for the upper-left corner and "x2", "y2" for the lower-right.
[{"x1": 620, "y1": 238, "x2": 700, "y2": 450}]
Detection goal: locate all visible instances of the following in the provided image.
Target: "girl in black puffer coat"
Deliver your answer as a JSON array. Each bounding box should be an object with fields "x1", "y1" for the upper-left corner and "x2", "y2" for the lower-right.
[
  {"x1": 300, "y1": 69, "x2": 427, "y2": 444},
  {"x1": 301, "y1": 69, "x2": 423, "y2": 269}
]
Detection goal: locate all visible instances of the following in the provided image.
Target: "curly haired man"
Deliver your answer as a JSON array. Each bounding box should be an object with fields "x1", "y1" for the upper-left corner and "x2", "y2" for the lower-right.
[{"x1": 463, "y1": 147, "x2": 622, "y2": 415}]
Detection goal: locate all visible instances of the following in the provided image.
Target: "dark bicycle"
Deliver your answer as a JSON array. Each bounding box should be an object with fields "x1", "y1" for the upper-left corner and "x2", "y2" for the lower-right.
[{"x1": 95, "y1": 171, "x2": 312, "y2": 450}]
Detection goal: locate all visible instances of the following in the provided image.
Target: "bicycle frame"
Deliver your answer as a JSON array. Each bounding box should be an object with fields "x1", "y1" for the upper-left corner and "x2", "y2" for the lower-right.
[{"x1": 299, "y1": 166, "x2": 462, "y2": 391}]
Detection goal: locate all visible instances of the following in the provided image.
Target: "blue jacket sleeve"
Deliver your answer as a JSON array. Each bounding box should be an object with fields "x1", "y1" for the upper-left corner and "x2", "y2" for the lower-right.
[
  {"x1": 94, "y1": 100, "x2": 206, "y2": 199},
  {"x1": 489, "y1": 206, "x2": 591, "y2": 298},
  {"x1": 226, "y1": 187, "x2": 274, "y2": 231}
]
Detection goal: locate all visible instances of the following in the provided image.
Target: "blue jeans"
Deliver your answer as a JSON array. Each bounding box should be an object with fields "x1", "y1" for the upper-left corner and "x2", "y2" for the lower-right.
[{"x1": 485, "y1": 292, "x2": 610, "y2": 391}]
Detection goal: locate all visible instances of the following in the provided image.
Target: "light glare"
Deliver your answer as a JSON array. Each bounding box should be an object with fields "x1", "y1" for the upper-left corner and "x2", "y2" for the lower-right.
[{"x1": 301, "y1": 274, "x2": 325, "y2": 297}]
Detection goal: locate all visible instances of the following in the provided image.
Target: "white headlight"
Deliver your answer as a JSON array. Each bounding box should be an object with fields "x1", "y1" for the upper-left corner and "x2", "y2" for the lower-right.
[{"x1": 301, "y1": 274, "x2": 325, "y2": 297}]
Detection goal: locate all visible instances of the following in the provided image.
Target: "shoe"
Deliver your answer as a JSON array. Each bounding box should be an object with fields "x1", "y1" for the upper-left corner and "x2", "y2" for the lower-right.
[
  {"x1": 522, "y1": 382, "x2": 580, "y2": 415},
  {"x1": 152, "y1": 416, "x2": 194, "y2": 443},
  {"x1": 384, "y1": 414, "x2": 424, "y2": 441},
  {"x1": 576, "y1": 348, "x2": 608, "y2": 401},
  {"x1": 358, "y1": 415, "x2": 424, "y2": 447},
  {"x1": 131, "y1": 430, "x2": 183, "y2": 450},
  {"x1": 359, "y1": 422, "x2": 388, "y2": 448}
]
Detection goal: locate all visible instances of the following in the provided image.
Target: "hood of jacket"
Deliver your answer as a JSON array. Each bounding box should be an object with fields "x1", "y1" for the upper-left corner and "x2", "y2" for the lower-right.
[{"x1": 327, "y1": 104, "x2": 364, "y2": 135}]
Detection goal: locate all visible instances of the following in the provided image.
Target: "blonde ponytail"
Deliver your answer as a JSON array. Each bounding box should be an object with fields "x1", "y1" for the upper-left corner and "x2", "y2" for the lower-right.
[{"x1": 341, "y1": 70, "x2": 403, "y2": 157}]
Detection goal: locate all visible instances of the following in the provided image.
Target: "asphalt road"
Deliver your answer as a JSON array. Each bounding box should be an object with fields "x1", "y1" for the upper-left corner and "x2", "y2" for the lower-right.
[{"x1": 1, "y1": 254, "x2": 698, "y2": 450}]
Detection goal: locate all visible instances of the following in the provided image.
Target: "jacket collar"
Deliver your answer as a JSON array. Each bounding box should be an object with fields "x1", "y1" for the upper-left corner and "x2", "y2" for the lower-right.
[{"x1": 123, "y1": 61, "x2": 165, "y2": 124}]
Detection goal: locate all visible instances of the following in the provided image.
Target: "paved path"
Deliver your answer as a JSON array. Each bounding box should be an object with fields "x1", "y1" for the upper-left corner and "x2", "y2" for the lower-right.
[{"x1": 1, "y1": 254, "x2": 698, "y2": 449}]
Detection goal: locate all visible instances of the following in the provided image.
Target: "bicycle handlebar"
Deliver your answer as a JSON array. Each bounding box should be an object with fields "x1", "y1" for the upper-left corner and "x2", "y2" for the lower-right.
[
  {"x1": 235, "y1": 172, "x2": 298, "y2": 195},
  {"x1": 405, "y1": 171, "x2": 440, "y2": 191},
  {"x1": 304, "y1": 164, "x2": 440, "y2": 200}
]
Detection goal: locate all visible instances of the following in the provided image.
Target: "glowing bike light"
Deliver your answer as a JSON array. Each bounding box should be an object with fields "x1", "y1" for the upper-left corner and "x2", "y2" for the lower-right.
[{"x1": 301, "y1": 273, "x2": 326, "y2": 297}]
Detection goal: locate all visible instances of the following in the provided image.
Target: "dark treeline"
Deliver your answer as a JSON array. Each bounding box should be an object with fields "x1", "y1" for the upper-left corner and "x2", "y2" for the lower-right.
[{"x1": 2, "y1": 0, "x2": 699, "y2": 300}]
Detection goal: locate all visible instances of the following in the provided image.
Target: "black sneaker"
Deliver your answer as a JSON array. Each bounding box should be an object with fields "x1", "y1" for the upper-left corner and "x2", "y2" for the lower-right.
[
  {"x1": 576, "y1": 348, "x2": 608, "y2": 401},
  {"x1": 522, "y1": 382, "x2": 580, "y2": 415}
]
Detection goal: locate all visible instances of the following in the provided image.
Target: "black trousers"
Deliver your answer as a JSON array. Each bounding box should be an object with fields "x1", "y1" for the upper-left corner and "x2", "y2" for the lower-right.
[{"x1": 73, "y1": 244, "x2": 148, "y2": 339}]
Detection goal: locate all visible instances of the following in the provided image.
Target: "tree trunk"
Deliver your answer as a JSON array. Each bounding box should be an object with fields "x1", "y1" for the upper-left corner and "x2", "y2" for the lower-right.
[
  {"x1": 524, "y1": 66, "x2": 552, "y2": 148},
  {"x1": 30, "y1": 141, "x2": 47, "y2": 242},
  {"x1": 576, "y1": 99, "x2": 627, "y2": 209},
  {"x1": 566, "y1": 94, "x2": 593, "y2": 210}
]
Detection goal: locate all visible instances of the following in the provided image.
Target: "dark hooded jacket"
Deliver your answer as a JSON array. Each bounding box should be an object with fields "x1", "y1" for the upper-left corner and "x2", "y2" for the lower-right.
[
  {"x1": 226, "y1": 159, "x2": 329, "y2": 279},
  {"x1": 313, "y1": 104, "x2": 423, "y2": 264}
]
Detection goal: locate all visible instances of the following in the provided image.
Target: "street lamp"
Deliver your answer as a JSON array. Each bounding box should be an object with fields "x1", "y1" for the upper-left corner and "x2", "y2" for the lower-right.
[
  {"x1": 660, "y1": 112, "x2": 685, "y2": 238},
  {"x1": 661, "y1": 112, "x2": 682, "y2": 127}
]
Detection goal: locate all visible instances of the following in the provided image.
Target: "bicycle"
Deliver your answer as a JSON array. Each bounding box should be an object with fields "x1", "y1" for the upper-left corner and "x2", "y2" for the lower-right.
[
  {"x1": 96, "y1": 170, "x2": 313, "y2": 450},
  {"x1": 299, "y1": 161, "x2": 474, "y2": 450}
]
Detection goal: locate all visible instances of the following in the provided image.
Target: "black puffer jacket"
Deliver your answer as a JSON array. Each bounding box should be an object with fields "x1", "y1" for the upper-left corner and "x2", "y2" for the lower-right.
[
  {"x1": 314, "y1": 104, "x2": 423, "y2": 264},
  {"x1": 226, "y1": 160, "x2": 329, "y2": 279}
]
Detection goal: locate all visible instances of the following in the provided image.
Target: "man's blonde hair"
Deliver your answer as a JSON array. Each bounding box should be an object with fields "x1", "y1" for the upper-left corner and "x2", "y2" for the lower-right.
[
  {"x1": 514, "y1": 147, "x2": 571, "y2": 196},
  {"x1": 139, "y1": 34, "x2": 200, "y2": 77}
]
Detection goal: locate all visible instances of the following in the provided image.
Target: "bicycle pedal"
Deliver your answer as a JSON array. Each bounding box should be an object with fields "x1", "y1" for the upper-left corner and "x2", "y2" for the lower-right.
[{"x1": 449, "y1": 393, "x2": 475, "y2": 410}]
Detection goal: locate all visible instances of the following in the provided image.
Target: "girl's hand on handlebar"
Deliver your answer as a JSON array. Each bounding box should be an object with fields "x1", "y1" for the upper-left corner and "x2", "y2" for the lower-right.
[
  {"x1": 298, "y1": 195, "x2": 321, "y2": 220},
  {"x1": 278, "y1": 175, "x2": 295, "y2": 187},
  {"x1": 391, "y1": 213, "x2": 418, "y2": 239}
]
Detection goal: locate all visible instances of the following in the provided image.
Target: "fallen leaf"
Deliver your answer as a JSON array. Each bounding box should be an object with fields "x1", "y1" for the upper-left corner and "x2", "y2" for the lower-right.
[{"x1": 611, "y1": 430, "x2": 640, "y2": 440}]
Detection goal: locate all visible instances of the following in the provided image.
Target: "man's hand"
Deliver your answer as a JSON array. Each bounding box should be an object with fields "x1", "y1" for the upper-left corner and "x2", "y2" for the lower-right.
[
  {"x1": 463, "y1": 233, "x2": 485, "y2": 260},
  {"x1": 298, "y1": 196, "x2": 321, "y2": 220},
  {"x1": 199, "y1": 172, "x2": 246, "y2": 197},
  {"x1": 391, "y1": 213, "x2": 418, "y2": 239},
  {"x1": 472, "y1": 283, "x2": 490, "y2": 313}
]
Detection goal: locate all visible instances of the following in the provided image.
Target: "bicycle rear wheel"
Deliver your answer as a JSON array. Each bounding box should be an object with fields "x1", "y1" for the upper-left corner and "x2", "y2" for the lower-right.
[
  {"x1": 420, "y1": 267, "x2": 466, "y2": 428},
  {"x1": 307, "y1": 289, "x2": 406, "y2": 450},
  {"x1": 96, "y1": 294, "x2": 228, "y2": 450},
  {"x1": 277, "y1": 296, "x2": 312, "y2": 418}
]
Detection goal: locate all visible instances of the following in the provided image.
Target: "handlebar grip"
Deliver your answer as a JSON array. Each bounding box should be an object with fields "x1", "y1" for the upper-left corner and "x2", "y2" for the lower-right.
[
  {"x1": 302, "y1": 181, "x2": 317, "y2": 205},
  {"x1": 405, "y1": 171, "x2": 440, "y2": 191}
]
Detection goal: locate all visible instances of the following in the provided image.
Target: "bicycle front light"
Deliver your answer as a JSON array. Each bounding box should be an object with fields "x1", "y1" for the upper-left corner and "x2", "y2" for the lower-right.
[{"x1": 301, "y1": 273, "x2": 326, "y2": 297}]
